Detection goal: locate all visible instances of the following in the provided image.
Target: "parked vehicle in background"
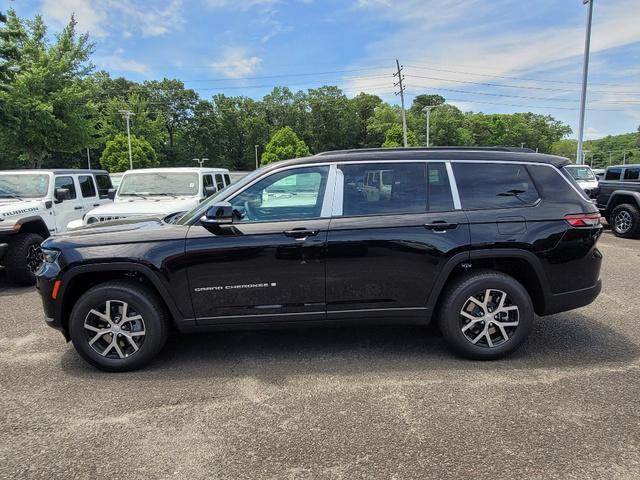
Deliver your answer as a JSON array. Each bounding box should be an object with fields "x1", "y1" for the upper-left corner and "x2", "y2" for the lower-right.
[
  {"x1": 36, "y1": 147, "x2": 603, "y2": 371},
  {"x1": 109, "y1": 172, "x2": 124, "y2": 190},
  {"x1": 68, "y1": 167, "x2": 231, "y2": 228},
  {"x1": 592, "y1": 168, "x2": 605, "y2": 180},
  {"x1": 596, "y1": 164, "x2": 640, "y2": 238},
  {"x1": 0, "y1": 169, "x2": 112, "y2": 285},
  {"x1": 229, "y1": 171, "x2": 249, "y2": 184},
  {"x1": 564, "y1": 164, "x2": 599, "y2": 199}
]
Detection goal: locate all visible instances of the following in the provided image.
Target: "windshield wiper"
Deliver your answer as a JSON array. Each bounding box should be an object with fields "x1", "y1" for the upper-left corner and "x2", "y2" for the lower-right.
[
  {"x1": 148, "y1": 193, "x2": 178, "y2": 198},
  {"x1": 0, "y1": 190, "x2": 22, "y2": 200},
  {"x1": 120, "y1": 193, "x2": 148, "y2": 199}
]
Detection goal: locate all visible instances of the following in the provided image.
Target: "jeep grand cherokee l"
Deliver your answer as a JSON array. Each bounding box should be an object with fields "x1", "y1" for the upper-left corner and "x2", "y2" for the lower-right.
[{"x1": 36, "y1": 148, "x2": 603, "y2": 371}]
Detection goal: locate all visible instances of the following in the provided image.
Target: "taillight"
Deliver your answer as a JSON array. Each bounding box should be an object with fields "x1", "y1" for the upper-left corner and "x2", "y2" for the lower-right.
[{"x1": 564, "y1": 213, "x2": 601, "y2": 227}]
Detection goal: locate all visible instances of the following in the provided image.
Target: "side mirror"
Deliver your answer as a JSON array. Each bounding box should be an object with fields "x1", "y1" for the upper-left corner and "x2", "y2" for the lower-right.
[
  {"x1": 200, "y1": 202, "x2": 234, "y2": 233},
  {"x1": 54, "y1": 188, "x2": 70, "y2": 203},
  {"x1": 107, "y1": 188, "x2": 116, "y2": 200},
  {"x1": 204, "y1": 186, "x2": 217, "y2": 197}
]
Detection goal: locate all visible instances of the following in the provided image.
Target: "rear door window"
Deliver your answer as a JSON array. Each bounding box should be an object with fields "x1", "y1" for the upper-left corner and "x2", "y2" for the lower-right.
[
  {"x1": 203, "y1": 175, "x2": 214, "y2": 195},
  {"x1": 224, "y1": 174, "x2": 230, "y2": 186},
  {"x1": 214, "y1": 174, "x2": 225, "y2": 190},
  {"x1": 428, "y1": 163, "x2": 454, "y2": 211},
  {"x1": 624, "y1": 168, "x2": 639, "y2": 180},
  {"x1": 78, "y1": 175, "x2": 97, "y2": 198},
  {"x1": 340, "y1": 162, "x2": 427, "y2": 216},
  {"x1": 452, "y1": 163, "x2": 540, "y2": 209}
]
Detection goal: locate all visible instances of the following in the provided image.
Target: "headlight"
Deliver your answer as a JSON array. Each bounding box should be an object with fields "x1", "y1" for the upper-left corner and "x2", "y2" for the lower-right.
[{"x1": 41, "y1": 248, "x2": 61, "y2": 264}]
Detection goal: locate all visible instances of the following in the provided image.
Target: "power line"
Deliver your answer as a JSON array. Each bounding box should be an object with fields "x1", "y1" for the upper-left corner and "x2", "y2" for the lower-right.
[
  {"x1": 405, "y1": 63, "x2": 640, "y2": 89},
  {"x1": 405, "y1": 73, "x2": 640, "y2": 96}
]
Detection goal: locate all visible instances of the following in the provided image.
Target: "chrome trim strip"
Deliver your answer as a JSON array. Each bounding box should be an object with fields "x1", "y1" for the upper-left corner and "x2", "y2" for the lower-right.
[
  {"x1": 320, "y1": 164, "x2": 337, "y2": 218},
  {"x1": 445, "y1": 161, "x2": 462, "y2": 210},
  {"x1": 327, "y1": 306, "x2": 429, "y2": 314},
  {"x1": 197, "y1": 311, "x2": 323, "y2": 321},
  {"x1": 332, "y1": 167, "x2": 344, "y2": 216}
]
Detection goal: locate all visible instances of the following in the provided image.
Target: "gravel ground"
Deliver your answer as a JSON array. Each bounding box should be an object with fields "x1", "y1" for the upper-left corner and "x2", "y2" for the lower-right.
[{"x1": 0, "y1": 230, "x2": 639, "y2": 479}]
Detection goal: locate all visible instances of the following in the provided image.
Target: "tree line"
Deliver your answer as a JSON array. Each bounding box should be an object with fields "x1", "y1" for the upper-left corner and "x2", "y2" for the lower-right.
[{"x1": 0, "y1": 10, "x2": 612, "y2": 173}]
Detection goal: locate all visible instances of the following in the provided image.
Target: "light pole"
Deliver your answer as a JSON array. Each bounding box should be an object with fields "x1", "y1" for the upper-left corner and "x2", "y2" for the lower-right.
[
  {"x1": 119, "y1": 110, "x2": 135, "y2": 170},
  {"x1": 421, "y1": 105, "x2": 438, "y2": 147},
  {"x1": 193, "y1": 158, "x2": 209, "y2": 168},
  {"x1": 86, "y1": 147, "x2": 91, "y2": 169},
  {"x1": 576, "y1": 0, "x2": 594, "y2": 165},
  {"x1": 255, "y1": 145, "x2": 259, "y2": 169}
]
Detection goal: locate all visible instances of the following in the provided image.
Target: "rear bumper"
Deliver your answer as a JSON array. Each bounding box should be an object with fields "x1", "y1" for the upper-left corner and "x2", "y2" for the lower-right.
[{"x1": 541, "y1": 279, "x2": 602, "y2": 316}]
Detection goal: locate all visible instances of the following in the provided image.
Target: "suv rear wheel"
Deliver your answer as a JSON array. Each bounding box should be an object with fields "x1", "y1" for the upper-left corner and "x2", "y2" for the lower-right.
[
  {"x1": 610, "y1": 203, "x2": 640, "y2": 238},
  {"x1": 438, "y1": 271, "x2": 533, "y2": 360},
  {"x1": 69, "y1": 281, "x2": 169, "y2": 372},
  {"x1": 5, "y1": 232, "x2": 44, "y2": 286}
]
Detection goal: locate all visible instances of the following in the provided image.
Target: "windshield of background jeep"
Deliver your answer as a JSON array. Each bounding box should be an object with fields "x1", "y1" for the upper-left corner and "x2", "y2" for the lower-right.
[
  {"x1": 566, "y1": 166, "x2": 596, "y2": 181},
  {"x1": 0, "y1": 174, "x2": 49, "y2": 199},
  {"x1": 119, "y1": 172, "x2": 199, "y2": 196}
]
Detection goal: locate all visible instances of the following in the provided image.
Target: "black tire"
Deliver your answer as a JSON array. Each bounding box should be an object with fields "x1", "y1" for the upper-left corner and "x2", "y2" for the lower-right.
[
  {"x1": 610, "y1": 203, "x2": 640, "y2": 238},
  {"x1": 5, "y1": 232, "x2": 44, "y2": 286},
  {"x1": 437, "y1": 271, "x2": 534, "y2": 360},
  {"x1": 69, "y1": 280, "x2": 169, "y2": 372}
]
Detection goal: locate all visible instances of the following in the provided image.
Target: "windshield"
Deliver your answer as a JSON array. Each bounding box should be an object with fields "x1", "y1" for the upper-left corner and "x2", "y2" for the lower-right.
[
  {"x1": 0, "y1": 174, "x2": 49, "y2": 199},
  {"x1": 176, "y1": 168, "x2": 264, "y2": 225},
  {"x1": 566, "y1": 166, "x2": 595, "y2": 181},
  {"x1": 118, "y1": 172, "x2": 199, "y2": 196}
]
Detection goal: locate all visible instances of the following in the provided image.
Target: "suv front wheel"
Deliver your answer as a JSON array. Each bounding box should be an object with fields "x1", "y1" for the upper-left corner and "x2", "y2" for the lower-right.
[
  {"x1": 69, "y1": 281, "x2": 169, "y2": 372},
  {"x1": 438, "y1": 271, "x2": 534, "y2": 360},
  {"x1": 610, "y1": 203, "x2": 640, "y2": 238}
]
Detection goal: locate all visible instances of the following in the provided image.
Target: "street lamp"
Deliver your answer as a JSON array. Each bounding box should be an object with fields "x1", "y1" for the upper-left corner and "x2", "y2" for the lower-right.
[
  {"x1": 421, "y1": 105, "x2": 438, "y2": 147},
  {"x1": 193, "y1": 158, "x2": 209, "y2": 168},
  {"x1": 255, "y1": 145, "x2": 259, "y2": 169},
  {"x1": 118, "y1": 110, "x2": 135, "y2": 170},
  {"x1": 576, "y1": 0, "x2": 594, "y2": 165}
]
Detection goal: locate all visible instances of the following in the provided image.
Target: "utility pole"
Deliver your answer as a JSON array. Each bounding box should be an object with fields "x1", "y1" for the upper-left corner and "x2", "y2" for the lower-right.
[
  {"x1": 86, "y1": 147, "x2": 91, "y2": 169},
  {"x1": 255, "y1": 144, "x2": 259, "y2": 169},
  {"x1": 609, "y1": 151, "x2": 612, "y2": 165},
  {"x1": 394, "y1": 59, "x2": 408, "y2": 148},
  {"x1": 421, "y1": 105, "x2": 437, "y2": 147},
  {"x1": 119, "y1": 110, "x2": 135, "y2": 170},
  {"x1": 193, "y1": 158, "x2": 209, "y2": 168},
  {"x1": 623, "y1": 151, "x2": 627, "y2": 164},
  {"x1": 576, "y1": 0, "x2": 594, "y2": 165}
]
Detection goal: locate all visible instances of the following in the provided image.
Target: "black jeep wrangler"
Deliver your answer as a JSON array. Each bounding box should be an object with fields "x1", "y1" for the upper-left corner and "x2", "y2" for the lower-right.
[{"x1": 36, "y1": 148, "x2": 603, "y2": 371}]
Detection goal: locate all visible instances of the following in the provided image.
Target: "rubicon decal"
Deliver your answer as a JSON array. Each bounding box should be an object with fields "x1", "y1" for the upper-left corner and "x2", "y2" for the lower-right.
[
  {"x1": 1, "y1": 206, "x2": 40, "y2": 217},
  {"x1": 194, "y1": 282, "x2": 277, "y2": 293}
]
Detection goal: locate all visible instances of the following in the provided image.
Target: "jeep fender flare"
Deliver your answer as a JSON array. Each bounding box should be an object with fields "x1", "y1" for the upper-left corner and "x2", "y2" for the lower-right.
[
  {"x1": 14, "y1": 215, "x2": 52, "y2": 238},
  {"x1": 56, "y1": 262, "x2": 191, "y2": 331},
  {"x1": 604, "y1": 190, "x2": 640, "y2": 213},
  {"x1": 426, "y1": 249, "x2": 550, "y2": 314}
]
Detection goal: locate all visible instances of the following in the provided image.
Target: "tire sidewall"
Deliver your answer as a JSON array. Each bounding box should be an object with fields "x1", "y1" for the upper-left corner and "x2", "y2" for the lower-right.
[
  {"x1": 440, "y1": 274, "x2": 534, "y2": 360},
  {"x1": 69, "y1": 284, "x2": 167, "y2": 371},
  {"x1": 6, "y1": 233, "x2": 44, "y2": 286},
  {"x1": 611, "y1": 204, "x2": 639, "y2": 238}
]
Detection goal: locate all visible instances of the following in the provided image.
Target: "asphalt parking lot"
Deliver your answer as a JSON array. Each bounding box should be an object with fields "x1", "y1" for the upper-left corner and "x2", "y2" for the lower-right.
[{"x1": 1, "y1": 230, "x2": 639, "y2": 479}]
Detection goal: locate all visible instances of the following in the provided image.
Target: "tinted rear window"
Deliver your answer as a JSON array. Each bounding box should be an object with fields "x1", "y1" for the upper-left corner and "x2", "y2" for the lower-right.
[
  {"x1": 95, "y1": 174, "x2": 112, "y2": 198},
  {"x1": 530, "y1": 164, "x2": 587, "y2": 203},
  {"x1": 340, "y1": 162, "x2": 427, "y2": 216},
  {"x1": 452, "y1": 163, "x2": 540, "y2": 209},
  {"x1": 624, "y1": 168, "x2": 639, "y2": 180}
]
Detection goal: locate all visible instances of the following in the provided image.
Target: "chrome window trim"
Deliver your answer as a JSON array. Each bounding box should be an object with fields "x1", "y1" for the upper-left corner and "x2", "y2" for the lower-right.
[
  {"x1": 444, "y1": 161, "x2": 462, "y2": 210},
  {"x1": 331, "y1": 166, "x2": 344, "y2": 217},
  {"x1": 320, "y1": 164, "x2": 337, "y2": 218}
]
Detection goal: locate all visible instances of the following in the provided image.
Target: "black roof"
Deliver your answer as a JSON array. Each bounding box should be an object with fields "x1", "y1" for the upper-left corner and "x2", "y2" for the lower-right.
[
  {"x1": 267, "y1": 147, "x2": 570, "y2": 170},
  {"x1": 0, "y1": 169, "x2": 109, "y2": 174}
]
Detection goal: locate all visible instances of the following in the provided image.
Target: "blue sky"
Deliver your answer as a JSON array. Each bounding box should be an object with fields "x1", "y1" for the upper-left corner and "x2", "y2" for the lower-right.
[{"x1": 7, "y1": 0, "x2": 640, "y2": 139}]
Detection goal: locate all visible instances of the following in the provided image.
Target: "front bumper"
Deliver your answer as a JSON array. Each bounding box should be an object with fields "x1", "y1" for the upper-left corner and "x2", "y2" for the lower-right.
[
  {"x1": 36, "y1": 262, "x2": 68, "y2": 340},
  {"x1": 542, "y1": 278, "x2": 602, "y2": 316}
]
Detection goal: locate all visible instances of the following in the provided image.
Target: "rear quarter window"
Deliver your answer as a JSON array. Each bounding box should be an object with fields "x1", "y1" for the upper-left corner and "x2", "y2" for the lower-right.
[
  {"x1": 452, "y1": 162, "x2": 540, "y2": 209},
  {"x1": 605, "y1": 168, "x2": 621, "y2": 180},
  {"x1": 530, "y1": 165, "x2": 587, "y2": 203}
]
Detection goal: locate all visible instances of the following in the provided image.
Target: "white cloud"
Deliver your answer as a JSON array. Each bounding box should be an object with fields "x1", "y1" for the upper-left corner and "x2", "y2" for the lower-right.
[
  {"x1": 96, "y1": 48, "x2": 150, "y2": 75},
  {"x1": 41, "y1": 0, "x2": 107, "y2": 37},
  {"x1": 210, "y1": 47, "x2": 262, "y2": 78},
  {"x1": 40, "y1": 0, "x2": 184, "y2": 38},
  {"x1": 206, "y1": 0, "x2": 279, "y2": 10}
]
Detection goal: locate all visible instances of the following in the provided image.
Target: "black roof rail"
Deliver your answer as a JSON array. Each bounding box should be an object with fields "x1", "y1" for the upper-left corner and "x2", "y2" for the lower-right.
[{"x1": 315, "y1": 146, "x2": 535, "y2": 156}]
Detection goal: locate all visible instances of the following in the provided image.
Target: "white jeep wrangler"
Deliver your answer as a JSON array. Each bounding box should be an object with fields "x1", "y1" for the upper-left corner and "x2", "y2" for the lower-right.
[
  {"x1": 0, "y1": 169, "x2": 113, "y2": 285},
  {"x1": 69, "y1": 167, "x2": 231, "y2": 228}
]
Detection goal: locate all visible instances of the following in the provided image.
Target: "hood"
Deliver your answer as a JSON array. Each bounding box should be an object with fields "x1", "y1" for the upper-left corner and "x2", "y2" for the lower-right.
[
  {"x1": 0, "y1": 199, "x2": 45, "y2": 221},
  {"x1": 86, "y1": 198, "x2": 199, "y2": 218},
  {"x1": 46, "y1": 216, "x2": 188, "y2": 249}
]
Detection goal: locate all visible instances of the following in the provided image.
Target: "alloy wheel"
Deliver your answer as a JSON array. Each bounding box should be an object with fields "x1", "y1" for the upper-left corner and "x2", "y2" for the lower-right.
[
  {"x1": 614, "y1": 211, "x2": 632, "y2": 234},
  {"x1": 83, "y1": 300, "x2": 146, "y2": 359},
  {"x1": 459, "y1": 289, "x2": 519, "y2": 348},
  {"x1": 26, "y1": 244, "x2": 44, "y2": 274}
]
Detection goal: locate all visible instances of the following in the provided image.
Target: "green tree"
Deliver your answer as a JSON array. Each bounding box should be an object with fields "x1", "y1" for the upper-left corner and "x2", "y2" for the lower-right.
[
  {"x1": 261, "y1": 126, "x2": 310, "y2": 165},
  {"x1": 305, "y1": 86, "x2": 356, "y2": 153},
  {"x1": 100, "y1": 134, "x2": 158, "y2": 172},
  {"x1": 0, "y1": 11, "x2": 96, "y2": 168},
  {"x1": 382, "y1": 124, "x2": 418, "y2": 147},
  {"x1": 349, "y1": 92, "x2": 383, "y2": 148},
  {"x1": 409, "y1": 94, "x2": 445, "y2": 115}
]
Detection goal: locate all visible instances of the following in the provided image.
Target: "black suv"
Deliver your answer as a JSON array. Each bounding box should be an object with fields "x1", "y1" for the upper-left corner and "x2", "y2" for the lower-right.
[{"x1": 36, "y1": 148, "x2": 603, "y2": 371}]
